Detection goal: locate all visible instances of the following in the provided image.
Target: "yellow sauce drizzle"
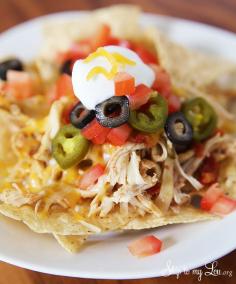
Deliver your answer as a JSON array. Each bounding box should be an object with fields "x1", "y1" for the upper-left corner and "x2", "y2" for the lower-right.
[
  {"x1": 112, "y1": 52, "x2": 136, "y2": 66},
  {"x1": 85, "y1": 47, "x2": 136, "y2": 80}
]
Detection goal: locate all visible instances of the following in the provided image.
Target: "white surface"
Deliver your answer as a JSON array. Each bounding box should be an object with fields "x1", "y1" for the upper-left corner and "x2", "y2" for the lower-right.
[
  {"x1": 72, "y1": 45, "x2": 155, "y2": 109},
  {"x1": 0, "y1": 12, "x2": 235, "y2": 279}
]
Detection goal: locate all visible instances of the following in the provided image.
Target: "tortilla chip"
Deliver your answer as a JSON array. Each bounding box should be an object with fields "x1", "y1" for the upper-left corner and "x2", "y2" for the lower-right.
[
  {"x1": 39, "y1": 5, "x2": 141, "y2": 60},
  {"x1": 54, "y1": 234, "x2": 87, "y2": 253},
  {"x1": 145, "y1": 27, "x2": 236, "y2": 88},
  {"x1": 0, "y1": 203, "x2": 214, "y2": 235},
  {"x1": 219, "y1": 158, "x2": 236, "y2": 199}
]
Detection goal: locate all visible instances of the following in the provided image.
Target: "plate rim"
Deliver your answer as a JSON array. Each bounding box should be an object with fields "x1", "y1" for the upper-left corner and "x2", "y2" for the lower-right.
[{"x1": 0, "y1": 11, "x2": 235, "y2": 279}]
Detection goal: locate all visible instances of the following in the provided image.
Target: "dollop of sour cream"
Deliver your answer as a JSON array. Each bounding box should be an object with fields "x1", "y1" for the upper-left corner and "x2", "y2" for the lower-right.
[{"x1": 72, "y1": 45, "x2": 155, "y2": 110}]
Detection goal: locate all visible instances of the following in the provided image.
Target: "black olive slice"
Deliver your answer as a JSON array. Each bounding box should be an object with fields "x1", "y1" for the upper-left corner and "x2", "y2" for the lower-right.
[
  {"x1": 95, "y1": 96, "x2": 130, "y2": 128},
  {"x1": 70, "y1": 102, "x2": 95, "y2": 129},
  {"x1": 164, "y1": 112, "x2": 193, "y2": 152},
  {"x1": 0, "y1": 58, "x2": 24, "y2": 81},
  {"x1": 190, "y1": 194, "x2": 202, "y2": 208},
  {"x1": 60, "y1": 59, "x2": 73, "y2": 75}
]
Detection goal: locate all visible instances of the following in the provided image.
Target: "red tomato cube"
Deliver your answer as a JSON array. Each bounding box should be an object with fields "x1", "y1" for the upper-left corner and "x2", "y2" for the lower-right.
[
  {"x1": 134, "y1": 46, "x2": 158, "y2": 64},
  {"x1": 167, "y1": 94, "x2": 181, "y2": 113},
  {"x1": 107, "y1": 124, "x2": 132, "y2": 146},
  {"x1": 79, "y1": 164, "x2": 105, "y2": 189},
  {"x1": 91, "y1": 24, "x2": 111, "y2": 50},
  {"x1": 210, "y1": 196, "x2": 236, "y2": 216},
  {"x1": 92, "y1": 127, "x2": 111, "y2": 145},
  {"x1": 151, "y1": 64, "x2": 171, "y2": 99},
  {"x1": 201, "y1": 183, "x2": 224, "y2": 211},
  {"x1": 81, "y1": 119, "x2": 109, "y2": 140},
  {"x1": 128, "y1": 235, "x2": 162, "y2": 258},
  {"x1": 128, "y1": 84, "x2": 152, "y2": 110},
  {"x1": 6, "y1": 70, "x2": 34, "y2": 99},
  {"x1": 114, "y1": 72, "x2": 135, "y2": 96}
]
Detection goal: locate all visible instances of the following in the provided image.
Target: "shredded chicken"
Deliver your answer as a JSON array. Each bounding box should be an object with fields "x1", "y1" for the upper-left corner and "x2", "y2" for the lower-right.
[
  {"x1": 151, "y1": 140, "x2": 168, "y2": 162},
  {"x1": 88, "y1": 143, "x2": 162, "y2": 217},
  {"x1": 0, "y1": 109, "x2": 26, "y2": 163},
  {"x1": 140, "y1": 159, "x2": 162, "y2": 184},
  {"x1": 34, "y1": 97, "x2": 68, "y2": 162},
  {"x1": 106, "y1": 143, "x2": 145, "y2": 185},
  {"x1": 84, "y1": 133, "x2": 236, "y2": 216},
  {"x1": 184, "y1": 134, "x2": 234, "y2": 177},
  {"x1": 0, "y1": 188, "x2": 42, "y2": 207},
  {"x1": 156, "y1": 157, "x2": 174, "y2": 212},
  {"x1": 171, "y1": 134, "x2": 236, "y2": 205},
  {"x1": 175, "y1": 157, "x2": 203, "y2": 190},
  {"x1": 173, "y1": 185, "x2": 190, "y2": 205},
  {"x1": 178, "y1": 150, "x2": 195, "y2": 163}
]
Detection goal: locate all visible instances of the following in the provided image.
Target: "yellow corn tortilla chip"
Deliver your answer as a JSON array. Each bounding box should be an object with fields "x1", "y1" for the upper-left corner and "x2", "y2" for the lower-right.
[
  {"x1": 54, "y1": 234, "x2": 87, "y2": 253},
  {"x1": 39, "y1": 5, "x2": 141, "y2": 60},
  {"x1": 0, "y1": 203, "x2": 215, "y2": 235},
  {"x1": 145, "y1": 27, "x2": 236, "y2": 88}
]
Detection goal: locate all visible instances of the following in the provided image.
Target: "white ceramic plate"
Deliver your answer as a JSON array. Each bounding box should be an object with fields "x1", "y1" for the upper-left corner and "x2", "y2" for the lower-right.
[{"x1": 0, "y1": 12, "x2": 235, "y2": 279}]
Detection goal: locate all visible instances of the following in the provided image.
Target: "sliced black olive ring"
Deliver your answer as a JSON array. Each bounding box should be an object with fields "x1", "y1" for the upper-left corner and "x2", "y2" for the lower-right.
[
  {"x1": 95, "y1": 96, "x2": 130, "y2": 128},
  {"x1": 70, "y1": 102, "x2": 95, "y2": 129},
  {"x1": 0, "y1": 58, "x2": 24, "y2": 81},
  {"x1": 164, "y1": 112, "x2": 193, "y2": 153}
]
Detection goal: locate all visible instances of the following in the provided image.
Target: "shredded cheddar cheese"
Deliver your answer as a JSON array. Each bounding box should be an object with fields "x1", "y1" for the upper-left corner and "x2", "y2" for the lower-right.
[
  {"x1": 112, "y1": 52, "x2": 136, "y2": 66},
  {"x1": 85, "y1": 47, "x2": 136, "y2": 80}
]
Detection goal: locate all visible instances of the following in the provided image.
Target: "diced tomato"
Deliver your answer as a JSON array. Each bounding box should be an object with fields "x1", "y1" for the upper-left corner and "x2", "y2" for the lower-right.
[
  {"x1": 200, "y1": 183, "x2": 224, "y2": 211},
  {"x1": 91, "y1": 24, "x2": 111, "y2": 51},
  {"x1": 200, "y1": 173, "x2": 217, "y2": 185},
  {"x1": 199, "y1": 156, "x2": 219, "y2": 185},
  {"x1": 128, "y1": 84, "x2": 152, "y2": 110},
  {"x1": 91, "y1": 127, "x2": 111, "y2": 145},
  {"x1": 128, "y1": 235, "x2": 162, "y2": 258},
  {"x1": 151, "y1": 64, "x2": 181, "y2": 113},
  {"x1": 70, "y1": 40, "x2": 91, "y2": 57},
  {"x1": 129, "y1": 133, "x2": 159, "y2": 148},
  {"x1": 6, "y1": 70, "x2": 34, "y2": 99},
  {"x1": 107, "y1": 124, "x2": 132, "y2": 146},
  {"x1": 114, "y1": 72, "x2": 135, "y2": 96},
  {"x1": 106, "y1": 36, "x2": 120, "y2": 46},
  {"x1": 194, "y1": 143, "x2": 205, "y2": 158},
  {"x1": 56, "y1": 74, "x2": 74, "y2": 98},
  {"x1": 151, "y1": 64, "x2": 171, "y2": 99},
  {"x1": 49, "y1": 74, "x2": 75, "y2": 103},
  {"x1": 134, "y1": 46, "x2": 158, "y2": 64},
  {"x1": 167, "y1": 94, "x2": 181, "y2": 113},
  {"x1": 57, "y1": 41, "x2": 91, "y2": 64},
  {"x1": 79, "y1": 164, "x2": 105, "y2": 189},
  {"x1": 81, "y1": 119, "x2": 109, "y2": 140},
  {"x1": 210, "y1": 196, "x2": 236, "y2": 216},
  {"x1": 106, "y1": 37, "x2": 133, "y2": 49},
  {"x1": 146, "y1": 134, "x2": 162, "y2": 148},
  {"x1": 129, "y1": 133, "x2": 147, "y2": 144},
  {"x1": 117, "y1": 39, "x2": 133, "y2": 49}
]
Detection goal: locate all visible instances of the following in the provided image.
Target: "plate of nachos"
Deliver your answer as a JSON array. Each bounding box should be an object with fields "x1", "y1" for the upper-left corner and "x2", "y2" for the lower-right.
[{"x1": 0, "y1": 5, "x2": 235, "y2": 279}]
